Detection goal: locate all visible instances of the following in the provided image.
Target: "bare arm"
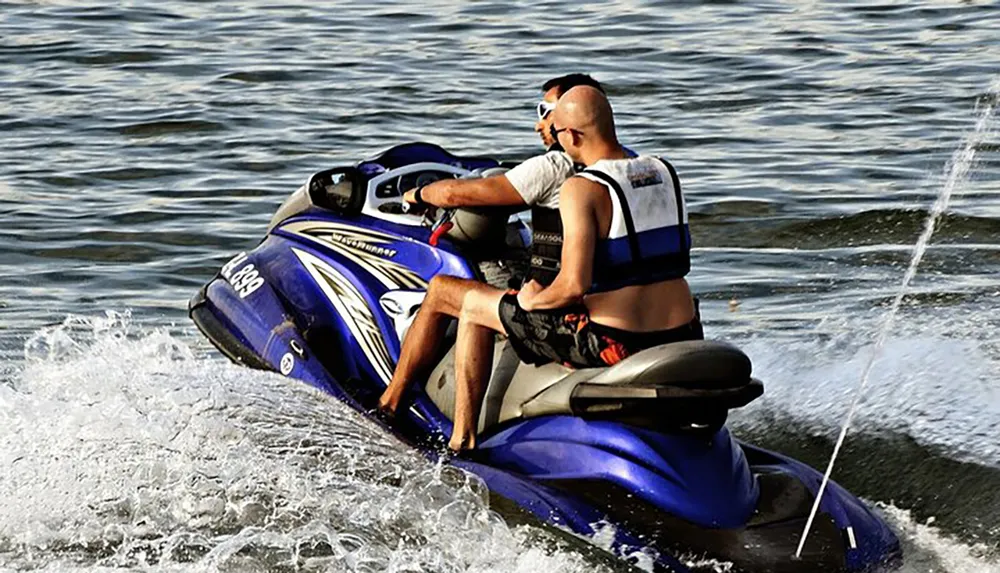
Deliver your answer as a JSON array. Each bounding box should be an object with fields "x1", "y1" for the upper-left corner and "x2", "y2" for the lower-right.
[
  {"x1": 403, "y1": 175, "x2": 527, "y2": 209},
  {"x1": 518, "y1": 177, "x2": 600, "y2": 311}
]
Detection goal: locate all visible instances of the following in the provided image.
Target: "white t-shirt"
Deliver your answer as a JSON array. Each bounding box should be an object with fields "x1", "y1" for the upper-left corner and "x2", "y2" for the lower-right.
[{"x1": 503, "y1": 151, "x2": 576, "y2": 210}]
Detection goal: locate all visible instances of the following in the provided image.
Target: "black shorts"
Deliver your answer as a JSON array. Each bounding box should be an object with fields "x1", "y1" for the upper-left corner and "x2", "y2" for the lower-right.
[{"x1": 497, "y1": 294, "x2": 704, "y2": 369}]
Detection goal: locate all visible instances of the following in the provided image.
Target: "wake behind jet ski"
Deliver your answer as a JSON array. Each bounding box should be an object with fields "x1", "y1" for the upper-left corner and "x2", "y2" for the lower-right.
[{"x1": 189, "y1": 141, "x2": 903, "y2": 572}]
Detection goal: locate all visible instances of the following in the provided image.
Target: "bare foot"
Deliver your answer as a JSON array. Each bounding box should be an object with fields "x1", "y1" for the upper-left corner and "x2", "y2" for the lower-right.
[
  {"x1": 448, "y1": 431, "x2": 476, "y2": 452},
  {"x1": 370, "y1": 394, "x2": 402, "y2": 429},
  {"x1": 377, "y1": 390, "x2": 400, "y2": 415}
]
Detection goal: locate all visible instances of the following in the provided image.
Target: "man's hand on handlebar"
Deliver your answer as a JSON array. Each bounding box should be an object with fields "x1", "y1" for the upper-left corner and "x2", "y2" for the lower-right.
[
  {"x1": 401, "y1": 186, "x2": 429, "y2": 215},
  {"x1": 402, "y1": 188, "x2": 420, "y2": 205}
]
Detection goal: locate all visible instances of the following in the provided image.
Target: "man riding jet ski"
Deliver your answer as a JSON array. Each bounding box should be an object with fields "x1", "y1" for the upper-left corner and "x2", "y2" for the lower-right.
[
  {"x1": 379, "y1": 86, "x2": 702, "y2": 452},
  {"x1": 188, "y1": 103, "x2": 903, "y2": 571},
  {"x1": 394, "y1": 73, "x2": 613, "y2": 215}
]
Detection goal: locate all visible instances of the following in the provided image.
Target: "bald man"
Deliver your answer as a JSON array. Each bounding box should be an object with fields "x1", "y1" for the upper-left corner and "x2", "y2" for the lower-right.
[{"x1": 381, "y1": 86, "x2": 702, "y2": 451}]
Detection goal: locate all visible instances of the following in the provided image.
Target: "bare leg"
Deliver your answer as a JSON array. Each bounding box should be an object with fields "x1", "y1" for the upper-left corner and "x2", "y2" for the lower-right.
[
  {"x1": 448, "y1": 319, "x2": 495, "y2": 451},
  {"x1": 449, "y1": 286, "x2": 508, "y2": 451},
  {"x1": 378, "y1": 276, "x2": 478, "y2": 414}
]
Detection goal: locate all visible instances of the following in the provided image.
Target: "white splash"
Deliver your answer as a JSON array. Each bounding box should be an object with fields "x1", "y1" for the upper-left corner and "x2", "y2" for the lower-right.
[
  {"x1": 0, "y1": 314, "x2": 616, "y2": 573},
  {"x1": 880, "y1": 504, "x2": 999, "y2": 573}
]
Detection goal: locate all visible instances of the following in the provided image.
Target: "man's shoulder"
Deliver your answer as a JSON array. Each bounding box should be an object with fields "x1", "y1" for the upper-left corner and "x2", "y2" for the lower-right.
[
  {"x1": 518, "y1": 150, "x2": 574, "y2": 169},
  {"x1": 504, "y1": 150, "x2": 574, "y2": 207},
  {"x1": 543, "y1": 149, "x2": 574, "y2": 162},
  {"x1": 563, "y1": 173, "x2": 607, "y2": 195},
  {"x1": 505, "y1": 151, "x2": 574, "y2": 181}
]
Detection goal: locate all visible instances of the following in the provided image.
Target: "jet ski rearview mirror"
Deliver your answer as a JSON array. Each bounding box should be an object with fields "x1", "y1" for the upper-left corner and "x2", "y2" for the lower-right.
[{"x1": 309, "y1": 167, "x2": 365, "y2": 215}]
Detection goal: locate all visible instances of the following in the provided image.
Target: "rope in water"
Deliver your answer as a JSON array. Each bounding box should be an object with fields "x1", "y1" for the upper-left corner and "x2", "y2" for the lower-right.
[{"x1": 795, "y1": 83, "x2": 999, "y2": 558}]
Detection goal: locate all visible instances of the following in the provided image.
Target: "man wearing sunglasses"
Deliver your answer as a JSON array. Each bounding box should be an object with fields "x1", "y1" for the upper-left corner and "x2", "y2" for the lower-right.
[
  {"x1": 401, "y1": 73, "x2": 606, "y2": 212},
  {"x1": 379, "y1": 74, "x2": 613, "y2": 416},
  {"x1": 382, "y1": 86, "x2": 700, "y2": 452}
]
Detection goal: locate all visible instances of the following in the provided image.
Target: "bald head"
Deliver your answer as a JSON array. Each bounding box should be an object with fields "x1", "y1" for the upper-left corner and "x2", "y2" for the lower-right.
[{"x1": 552, "y1": 85, "x2": 617, "y2": 142}]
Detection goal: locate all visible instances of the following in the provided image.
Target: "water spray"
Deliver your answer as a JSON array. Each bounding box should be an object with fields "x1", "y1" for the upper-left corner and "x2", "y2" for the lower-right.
[{"x1": 795, "y1": 80, "x2": 1000, "y2": 558}]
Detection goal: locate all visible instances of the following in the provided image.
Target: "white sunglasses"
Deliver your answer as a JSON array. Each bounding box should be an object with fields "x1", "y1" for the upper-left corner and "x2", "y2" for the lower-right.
[{"x1": 536, "y1": 100, "x2": 556, "y2": 120}]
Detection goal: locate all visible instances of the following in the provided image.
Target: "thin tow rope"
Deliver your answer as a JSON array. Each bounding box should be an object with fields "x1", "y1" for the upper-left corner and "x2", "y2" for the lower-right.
[{"x1": 794, "y1": 85, "x2": 999, "y2": 559}]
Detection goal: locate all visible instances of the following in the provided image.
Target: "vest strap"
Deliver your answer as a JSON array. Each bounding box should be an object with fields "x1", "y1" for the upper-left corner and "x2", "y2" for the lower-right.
[
  {"x1": 654, "y1": 156, "x2": 687, "y2": 250},
  {"x1": 580, "y1": 169, "x2": 641, "y2": 262}
]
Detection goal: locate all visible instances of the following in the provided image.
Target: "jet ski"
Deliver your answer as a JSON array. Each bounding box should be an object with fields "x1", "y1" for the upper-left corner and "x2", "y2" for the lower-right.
[{"x1": 189, "y1": 142, "x2": 903, "y2": 572}]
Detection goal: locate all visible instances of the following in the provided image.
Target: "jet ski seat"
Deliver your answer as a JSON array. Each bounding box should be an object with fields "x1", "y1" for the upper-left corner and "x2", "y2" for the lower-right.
[{"x1": 424, "y1": 339, "x2": 762, "y2": 436}]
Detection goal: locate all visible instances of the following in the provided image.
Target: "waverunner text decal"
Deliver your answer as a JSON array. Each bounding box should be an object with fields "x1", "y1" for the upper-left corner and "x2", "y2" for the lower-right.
[
  {"x1": 221, "y1": 252, "x2": 265, "y2": 299},
  {"x1": 327, "y1": 234, "x2": 397, "y2": 258}
]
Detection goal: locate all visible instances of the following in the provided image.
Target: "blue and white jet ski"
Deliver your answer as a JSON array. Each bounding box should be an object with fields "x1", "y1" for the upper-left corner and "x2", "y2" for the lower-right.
[{"x1": 189, "y1": 142, "x2": 902, "y2": 572}]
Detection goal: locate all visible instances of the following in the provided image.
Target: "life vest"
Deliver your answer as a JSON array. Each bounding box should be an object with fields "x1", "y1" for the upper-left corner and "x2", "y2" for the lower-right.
[
  {"x1": 527, "y1": 206, "x2": 565, "y2": 286},
  {"x1": 528, "y1": 155, "x2": 690, "y2": 291}
]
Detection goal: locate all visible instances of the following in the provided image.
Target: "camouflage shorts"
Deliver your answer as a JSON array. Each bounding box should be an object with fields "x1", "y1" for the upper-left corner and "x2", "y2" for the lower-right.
[{"x1": 497, "y1": 294, "x2": 704, "y2": 369}]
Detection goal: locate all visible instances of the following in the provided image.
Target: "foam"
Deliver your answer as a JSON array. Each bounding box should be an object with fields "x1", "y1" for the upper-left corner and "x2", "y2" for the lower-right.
[
  {"x1": 2, "y1": 313, "x2": 998, "y2": 572},
  {"x1": 881, "y1": 504, "x2": 999, "y2": 573},
  {"x1": 0, "y1": 314, "x2": 614, "y2": 572}
]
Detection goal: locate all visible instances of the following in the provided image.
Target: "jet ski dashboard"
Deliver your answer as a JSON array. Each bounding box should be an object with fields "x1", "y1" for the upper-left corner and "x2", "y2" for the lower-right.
[{"x1": 268, "y1": 143, "x2": 524, "y2": 254}]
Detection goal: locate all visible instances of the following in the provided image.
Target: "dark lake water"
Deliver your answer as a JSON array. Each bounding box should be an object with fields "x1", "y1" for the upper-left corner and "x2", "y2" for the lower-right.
[{"x1": 2, "y1": 1, "x2": 999, "y2": 571}]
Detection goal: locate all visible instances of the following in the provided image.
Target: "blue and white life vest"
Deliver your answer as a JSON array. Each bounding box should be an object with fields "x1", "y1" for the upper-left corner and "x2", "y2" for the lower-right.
[{"x1": 576, "y1": 155, "x2": 690, "y2": 292}]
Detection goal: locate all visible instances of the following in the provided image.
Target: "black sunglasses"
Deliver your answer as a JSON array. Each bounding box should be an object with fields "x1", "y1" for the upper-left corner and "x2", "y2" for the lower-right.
[{"x1": 549, "y1": 124, "x2": 580, "y2": 141}]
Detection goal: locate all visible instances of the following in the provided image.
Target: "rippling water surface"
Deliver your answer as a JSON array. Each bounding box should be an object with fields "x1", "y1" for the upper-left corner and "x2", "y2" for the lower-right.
[{"x1": 2, "y1": 1, "x2": 1000, "y2": 571}]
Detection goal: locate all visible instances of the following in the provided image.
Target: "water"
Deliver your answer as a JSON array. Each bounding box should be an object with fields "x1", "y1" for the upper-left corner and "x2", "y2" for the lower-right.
[
  {"x1": 797, "y1": 77, "x2": 1000, "y2": 558},
  {"x1": 2, "y1": 1, "x2": 1000, "y2": 571}
]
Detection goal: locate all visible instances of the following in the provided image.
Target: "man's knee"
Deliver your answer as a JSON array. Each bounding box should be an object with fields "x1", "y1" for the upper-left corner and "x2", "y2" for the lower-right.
[
  {"x1": 429, "y1": 275, "x2": 475, "y2": 294},
  {"x1": 459, "y1": 288, "x2": 496, "y2": 326},
  {"x1": 426, "y1": 275, "x2": 451, "y2": 298},
  {"x1": 428, "y1": 275, "x2": 452, "y2": 290},
  {"x1": 425, "y1": 275, "x2": 475, "y2": 314}
]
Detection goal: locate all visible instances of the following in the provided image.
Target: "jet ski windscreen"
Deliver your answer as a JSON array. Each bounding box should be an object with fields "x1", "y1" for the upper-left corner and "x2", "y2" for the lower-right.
[{"x1": 268, "y1": 184, "x2": 310, "y2": 231}]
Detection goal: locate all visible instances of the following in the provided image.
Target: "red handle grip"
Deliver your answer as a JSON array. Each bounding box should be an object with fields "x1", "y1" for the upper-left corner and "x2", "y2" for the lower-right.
[{"x1": 429, "y1": 221, "x2": 454, "y2": 246}]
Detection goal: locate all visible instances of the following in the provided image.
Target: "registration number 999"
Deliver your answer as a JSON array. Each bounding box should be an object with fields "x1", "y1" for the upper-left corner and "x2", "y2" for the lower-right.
[{"x1": 220, "y1": 252, "x2": 265, "y2": 299}]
